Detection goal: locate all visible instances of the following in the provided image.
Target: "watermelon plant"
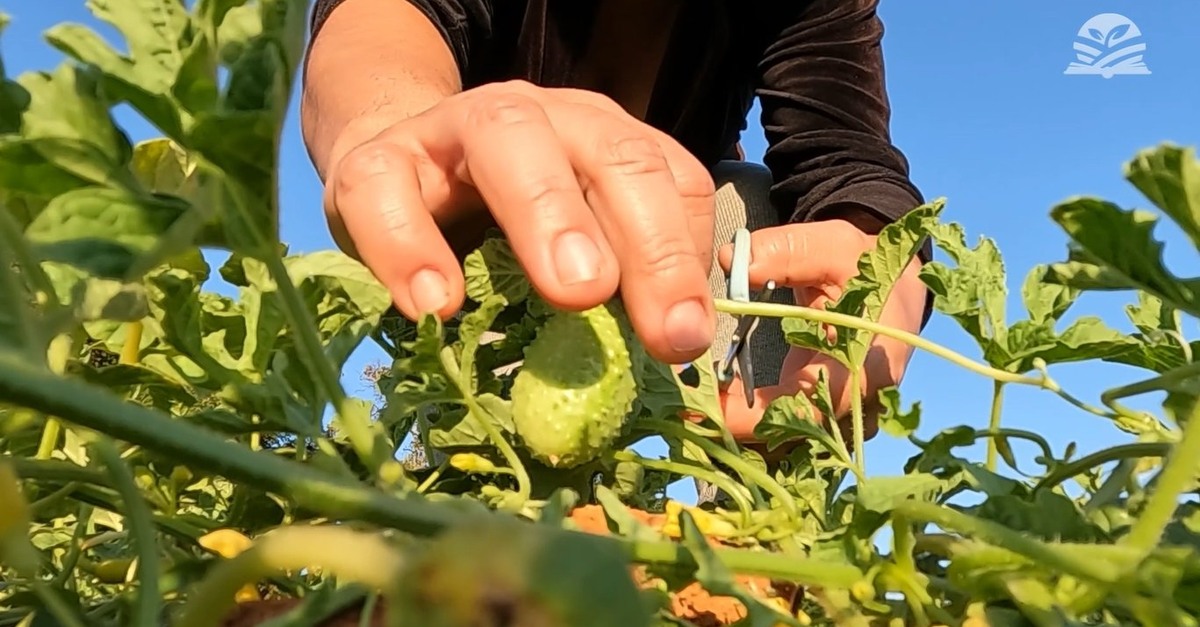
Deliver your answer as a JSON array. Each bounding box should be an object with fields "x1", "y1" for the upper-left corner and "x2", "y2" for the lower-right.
[{"x1": 1, "y1": 1, "x2": 1199, "y2": 626}]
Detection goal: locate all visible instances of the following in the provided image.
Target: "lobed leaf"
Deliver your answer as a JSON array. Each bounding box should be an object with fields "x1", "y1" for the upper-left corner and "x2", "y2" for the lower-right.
[{"x1": 1046, "y1": 198, "x2": 1199, "y2": 318}]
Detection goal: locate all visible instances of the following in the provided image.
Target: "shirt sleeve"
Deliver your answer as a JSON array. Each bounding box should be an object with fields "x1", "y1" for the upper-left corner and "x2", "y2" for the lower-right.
[
  {"x1": 309, "y1": 0, "x2": 494, "y2": 76},
  {"x1": 756, "y1": 1, "x2": 930, "y2": 242},
  {"x1": 755, "y1": 0, "x2": 933, "y2": 324}
]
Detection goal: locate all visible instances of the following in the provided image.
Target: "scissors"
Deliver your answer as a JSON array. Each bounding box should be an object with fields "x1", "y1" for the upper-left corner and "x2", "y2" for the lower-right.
[{"x1": 715, "y1": 227, "x2": 777, "y2": 409}]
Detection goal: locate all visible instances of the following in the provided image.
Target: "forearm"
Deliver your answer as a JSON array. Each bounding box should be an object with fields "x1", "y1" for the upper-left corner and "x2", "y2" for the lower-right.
[{"x1": 300, "y1": 0, "x2": 462, "y2": 180}]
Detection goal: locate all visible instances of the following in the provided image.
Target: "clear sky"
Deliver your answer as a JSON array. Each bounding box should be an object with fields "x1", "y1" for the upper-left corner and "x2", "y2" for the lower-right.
[{"x1": 5, "y1": 2, "x2": 1198, "y2": 498}]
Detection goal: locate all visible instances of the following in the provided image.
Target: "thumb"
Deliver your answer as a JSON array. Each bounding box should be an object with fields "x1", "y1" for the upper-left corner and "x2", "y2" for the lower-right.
[{"x1": 717, "y1": 221, "x2": 871, "y2": 288}]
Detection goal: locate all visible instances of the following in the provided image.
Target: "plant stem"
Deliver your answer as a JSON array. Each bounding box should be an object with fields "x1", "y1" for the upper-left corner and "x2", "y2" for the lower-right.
[
  {"x1": 0, "y1": 352, "x2": 861, "y2": 584},
  {"x1": 0, "y1": 351, "x2": 461, "y2": 535},
  {"x1": 1034, "y1": 442, "x2": 1171, "y2": 492},
  {"x1": 10, "y1": 458, "x2": 112, "y2": 486},
  {"x1": 610, "y1": 450, "x2": 756, "y2": 526},
  {"x1": 175, "y1": 525, "x2": 408, "y2": 627},
  {"x1": 95, "y1": 439, "x2": 160, "y2": 627},
  {"x1": 439, "y1": 347, "x2": 532, "y2": 505},
  {"x1": 626, "y1": 538, "x2": 863, "y2": 587},
  {"x1": 714, "y1": 299, "x2": 1044, "y2": 386},
  {"x1": 1101, "y1": 362, "x2": 1200, "y2": 411},
  {"x1": 262, "y1": 253, "x2": 386, "y2": 472},
  {"x1": 31, "y1": 582, "x2": 89, "y2": 627},
  {"x1": 416, "y1": 457, "x2": 450, "y2": 494},
  {"x1": 850, "y1": 367, "x2": 866, "y2": 478},
  {"x1": 894, "y1": 500, "x2": 1122, "y2": 584},
  {"x1": 986, "y1": 381, "x2": 1005, "y2": 472},
  {"x1": 35, "y1": 333, "x2": 75, "y2": 460},
  {"x1": 653, "y1": 421, "x2": 798, "y2": 518},
  {"x1": 1122, "y1": 398, "x2": 1200, "y2": 557}
]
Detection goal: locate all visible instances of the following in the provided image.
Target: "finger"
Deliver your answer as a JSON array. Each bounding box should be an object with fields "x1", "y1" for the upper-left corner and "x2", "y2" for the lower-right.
[
  {"x1": 328, "y1": 139, "x2": 465, "y2": 321},
  {"x1": 553, "y1": 89, "x2": 717, "y2": 269},
  {"x1": 549, "y1": 103, "x2": 715, "y2": 363},
  {"x1": 453, "y1": 92, "x2": 621, "y2": 311},
  {"x1": 717, "y1": 220, "x2": 872, "y2": 288}
]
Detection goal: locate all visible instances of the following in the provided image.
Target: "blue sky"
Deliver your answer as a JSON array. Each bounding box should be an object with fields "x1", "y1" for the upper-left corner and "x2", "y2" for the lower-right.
[{"x1": 4, "y1": 2, "x2": 1197, "y2": 501}]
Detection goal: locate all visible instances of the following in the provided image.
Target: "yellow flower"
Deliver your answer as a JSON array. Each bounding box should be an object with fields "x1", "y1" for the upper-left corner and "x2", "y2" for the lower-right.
[{"x1": 198, "y1": 528, "x2": 259, "y2": 602}]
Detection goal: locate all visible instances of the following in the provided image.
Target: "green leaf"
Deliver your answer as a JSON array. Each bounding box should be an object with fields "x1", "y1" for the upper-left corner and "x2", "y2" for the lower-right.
[
  {"x1": 24, "y1": 187, "x2": 190, "y2": 280},
  {"x1": 784, "y1": 201, "x2": 942, "y2": 366},
  {"x1": 998, "y1": 316, "x2": 1134, "y2": 373},
  {"x1": 0, "y1": 139, "x2": 91, "y2": 201},
  {"x1": 1045, "y1": 198, "x2": 1199, "y2": 317},
  {"x1": 755, "y1": 383, "x2": 853, "y2": 471},
  {"x1": 463, "y1": 237, "x2": 531, "y2": 305},
  {"x1": 1125, "y1": 143, "x2": 1200, "y2": 252},
  {"x1": 84, "y1": 0, "x2": 192, "y2": 92},
  {"x1": 855, "y1": 473, "x2": 944, "y2": 514},
  {"x1": 47, "y1": 0, "x2": 242, "y2": 138},
  {"x1": 16, "y1": 64, "x2": 136, "y2": 189},
  {"x1": 1106, "y1": 292, "x2": 1200, "y2": 373},
  {"x1": 214, "y1": 4, "x2": 263, "y2": 64},
  {"x1": 920, "y1": 221, "x2": 1009, "y2": 350},
  {"x1": 973, "y1": 490, "x2": 1105, "y2": 543},
  {"x1": 456, "y1": 295, "x2": 508, "y2": 394},
  {"x1": 877, "y1": 387, "x2": 920, "y2": 438},
  {"x1": 0, "y1": 241, "x2": 40, "y2": 360},
  {"x1": 1021, "y1": 263, "x2": 1078, "y2": 324},
  {"x1": 41, "y1": 262, "x2": 148, "y2": 324}
]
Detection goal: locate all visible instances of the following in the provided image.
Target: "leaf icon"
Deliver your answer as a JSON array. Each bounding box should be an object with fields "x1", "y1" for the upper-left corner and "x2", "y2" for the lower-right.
[
  {"x1": 1088, "y1": 28, "x2": 1104, "y2": 41},
  {"x1": 1106, "y1": 24, "x2": 1130, "y2": 46}
]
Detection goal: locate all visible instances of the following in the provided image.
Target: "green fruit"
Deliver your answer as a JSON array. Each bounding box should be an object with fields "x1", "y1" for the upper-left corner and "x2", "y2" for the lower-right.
[{"x1": 510, "y1": 303, "x2": 638, "y2": 468}]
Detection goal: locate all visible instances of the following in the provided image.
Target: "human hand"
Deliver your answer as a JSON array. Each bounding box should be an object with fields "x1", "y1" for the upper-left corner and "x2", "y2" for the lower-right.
[
  {"x1": 713, "y1": 217, "x2": 927, "y2": 442},
  {"x1": 321, "y1": 80, "x2": 718, "y2": 363}
]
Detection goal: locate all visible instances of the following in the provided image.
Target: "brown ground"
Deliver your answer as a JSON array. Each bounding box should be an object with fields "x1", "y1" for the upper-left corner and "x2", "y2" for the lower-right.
[{"x1": 219, "y1": 504, "x2": 800, "y2": 627}]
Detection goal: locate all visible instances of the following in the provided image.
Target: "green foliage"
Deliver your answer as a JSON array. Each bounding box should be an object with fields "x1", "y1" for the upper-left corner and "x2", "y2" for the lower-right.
[{"x1": 1, "y1": 2, "x2": 1199, "y2": 627}]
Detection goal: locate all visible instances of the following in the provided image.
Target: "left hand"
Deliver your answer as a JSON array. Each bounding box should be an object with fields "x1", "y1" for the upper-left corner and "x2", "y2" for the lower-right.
[{"x1": 713, "y1": 217, "x2": 928, "y2": 443}]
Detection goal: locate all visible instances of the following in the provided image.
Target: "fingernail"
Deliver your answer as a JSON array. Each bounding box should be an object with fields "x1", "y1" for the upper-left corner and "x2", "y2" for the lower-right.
[
  {"x1": 410, "y1": 268, "x2": 450, "y2": 314},
  {"x1": 553, "y1": 230, "x2": 602, "y2": 286},
  {"x1": 664, "y1": 299, "x2": 712, "y2": 353}
]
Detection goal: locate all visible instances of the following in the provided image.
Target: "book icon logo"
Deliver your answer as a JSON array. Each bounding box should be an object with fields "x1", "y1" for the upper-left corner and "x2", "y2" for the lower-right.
[{"x1": 1064, "y1": 13, "x2": 1151, "y2": 78}]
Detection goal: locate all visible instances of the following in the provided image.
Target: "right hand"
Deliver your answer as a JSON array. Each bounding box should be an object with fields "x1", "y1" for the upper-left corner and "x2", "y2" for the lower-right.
[{"x1": 322, "y1": 80, "x2": 718, "y2": 363}]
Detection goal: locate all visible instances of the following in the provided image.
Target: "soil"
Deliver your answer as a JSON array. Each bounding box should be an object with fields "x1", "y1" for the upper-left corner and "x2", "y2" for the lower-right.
[{"x1": 219, "y1": 504, "x2": 800, "y2": 627}]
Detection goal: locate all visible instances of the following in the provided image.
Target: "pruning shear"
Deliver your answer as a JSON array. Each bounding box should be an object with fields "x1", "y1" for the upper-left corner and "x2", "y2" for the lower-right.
[{"x1": 715, "y1": 227, "x2": 777, "y2": 409}]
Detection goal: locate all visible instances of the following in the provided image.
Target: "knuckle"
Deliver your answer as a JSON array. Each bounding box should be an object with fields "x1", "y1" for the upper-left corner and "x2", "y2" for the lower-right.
[
  {"x1": 573, "y1": 89, "x2": 623, "y2": 113},
  {"x1": 333, "y1": 142, "x2": 405, "y2": 198},
  {"x1": 637, "y1": 235, "x2": 698, "y2": 275},
  {"x1": 596, "y1": 133, "x2": 669, "y2": 176},
  {"x1": 674, "y1": 165, "x2": 717, "y2": 201},
  {"x1": 467, "y1": 92, "x2": 546, "y2": 128},
  {"x1": 520, "y1": 175, "x2": 578, "y2": 216}
]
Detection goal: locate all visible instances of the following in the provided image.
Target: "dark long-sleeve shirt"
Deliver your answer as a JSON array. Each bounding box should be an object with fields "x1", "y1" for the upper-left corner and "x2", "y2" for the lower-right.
[{"x1": 308, "y1": 0, "x2": 933, "y2": 290}]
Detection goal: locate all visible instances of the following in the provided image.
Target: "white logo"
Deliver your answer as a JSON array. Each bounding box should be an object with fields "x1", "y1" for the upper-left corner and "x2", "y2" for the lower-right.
[{"x1": 1064, "y1": 13, "x2": 1151, "y2": 78}]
